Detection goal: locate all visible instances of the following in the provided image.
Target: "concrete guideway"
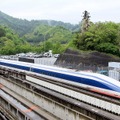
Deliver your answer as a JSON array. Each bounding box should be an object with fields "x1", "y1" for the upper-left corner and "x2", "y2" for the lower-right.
[
  {"x1": 0, "y1": 85, "x2": 59, "y2": 120},
  {"x1": 0, "y1": 66, "x2": 120, "y2": 120},
  {"x1": 26, "y1": 75, "x2": 120, "y2": 115},
  {"x1": 0, "y1": 77, "x2": 93, "y2": 120}
]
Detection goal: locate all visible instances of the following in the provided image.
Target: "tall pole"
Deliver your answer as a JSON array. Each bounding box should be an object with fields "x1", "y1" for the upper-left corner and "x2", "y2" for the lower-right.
[{"x1": 44, "y1": 35, "x2": 45, "y2": 53}]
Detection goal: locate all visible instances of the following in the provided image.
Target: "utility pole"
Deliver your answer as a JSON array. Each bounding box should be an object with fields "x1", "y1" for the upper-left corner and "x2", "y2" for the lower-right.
[
  {"x1": 43, "y1": 35, "x2": 45, "y2": 53},
  {"x1": 81, "y1": 10, "x2": 90, "y2": 33}
]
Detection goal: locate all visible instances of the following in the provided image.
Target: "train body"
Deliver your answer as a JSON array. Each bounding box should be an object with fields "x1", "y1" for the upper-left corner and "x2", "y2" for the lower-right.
[{"x1": 0, "y1": 59, "x2": 120, "y2": 98}]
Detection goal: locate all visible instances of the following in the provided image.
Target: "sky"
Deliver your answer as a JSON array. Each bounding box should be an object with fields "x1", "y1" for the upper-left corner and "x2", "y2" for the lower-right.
[{"x1": 1, "y1": 0, "x2": 120, "y2": 24}]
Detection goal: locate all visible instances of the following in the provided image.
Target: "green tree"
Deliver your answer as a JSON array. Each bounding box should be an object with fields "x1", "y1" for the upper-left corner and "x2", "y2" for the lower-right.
[
  {"x1": 1, "y1": 40, "x2": 15, "y2": 54},
  {"x1": 0, "y1": 26, "x2": 6, "y2": 37},
  {"x1": 73, "y1": 22, "x2": 120, "y2": 56},
  {"x1": 19, "y1": 42, "x2": 32, "y2": 53}
]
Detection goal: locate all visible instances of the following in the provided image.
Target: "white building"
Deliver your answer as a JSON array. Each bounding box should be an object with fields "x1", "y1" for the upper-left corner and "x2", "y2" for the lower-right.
[{"x1": 108, "y1": 62, "x2": 120, "y2": 81}]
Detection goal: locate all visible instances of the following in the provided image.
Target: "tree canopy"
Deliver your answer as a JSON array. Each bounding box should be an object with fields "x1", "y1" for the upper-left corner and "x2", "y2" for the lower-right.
[
  {"x1": 0, "y1": 20, "x2": 120, "y2": 57},
  {"x1": 0, "y1": 25, "x2": 32, "y2": 55},
  {"x1": 73, "y1": 22, "x2": 120, "y2": 56}
]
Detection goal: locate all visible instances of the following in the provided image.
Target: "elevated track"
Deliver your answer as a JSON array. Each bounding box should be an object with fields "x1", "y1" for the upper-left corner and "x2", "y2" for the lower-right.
[{"x1": 0, "y1": 66, "x2": 120, "y2": 120}]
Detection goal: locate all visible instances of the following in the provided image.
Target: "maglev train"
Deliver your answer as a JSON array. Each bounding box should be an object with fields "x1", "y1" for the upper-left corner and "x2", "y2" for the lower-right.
[{"x1": 0, "y1": 59, "x2": 120, "y2": 99}]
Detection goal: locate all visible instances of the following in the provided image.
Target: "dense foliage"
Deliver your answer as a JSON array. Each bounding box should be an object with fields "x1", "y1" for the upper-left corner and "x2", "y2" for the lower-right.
[
  {"x1": 0, "y1": 25, "x2": 69, "y2": 54},
  {"x1": 22, "y1": 24, "x2": 73, "y2": 53},
  {"x1": 73, "y1": 22, "x2": 120, "y2": 56},
  {"x1": 0, "y1": 25, "x2": 33, "y2": 55},
  {"x1": 0, "y1": 11, "x2": 78, "y2": 54},
  {"x1": 0, "y1": 11, "x2": 120, "y2": 57},
  {"x1": 0, "y1": 11, "x2": 79, "y2": 36},
  {"x1": 24, "y1": 25, "x2": 73, "y2": 44}
]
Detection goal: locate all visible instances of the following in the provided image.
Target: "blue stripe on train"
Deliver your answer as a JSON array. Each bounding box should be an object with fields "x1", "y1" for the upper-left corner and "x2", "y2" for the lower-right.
[{"x1": 0, "y1": 61, "x2": 120, "y2": 92}]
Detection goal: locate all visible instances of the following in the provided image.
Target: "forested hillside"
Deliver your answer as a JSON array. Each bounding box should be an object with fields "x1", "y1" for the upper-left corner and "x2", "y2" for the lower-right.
[
  {"x1": 0, "y1": 25, "x2": 29, "y2": 54},
  {"x1": 0, "y1": 11, "x2": 79, "y2": 36},
  {"x1": 0, "y1": 11, "x2": 120, "y2": 58},
  {"x1": 24, "y1": 25, "x2": 73, "y2": 44},
  {"x1": 0, "y1": 11, "x2": 78, "y2": 54}
]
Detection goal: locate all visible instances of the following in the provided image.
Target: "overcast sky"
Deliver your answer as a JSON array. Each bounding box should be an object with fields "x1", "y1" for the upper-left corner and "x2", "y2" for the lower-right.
[{"x1": 1, "y1": 0, "x2": 120, "y2": 24}]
